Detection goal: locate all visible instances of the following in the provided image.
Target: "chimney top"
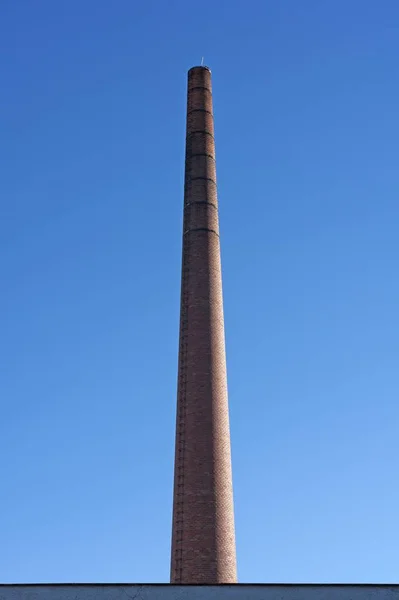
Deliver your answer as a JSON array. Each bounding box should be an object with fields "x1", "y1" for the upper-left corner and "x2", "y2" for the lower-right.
[{"x1": 188, "y1": 65, "x2": 211, "y2": 74}]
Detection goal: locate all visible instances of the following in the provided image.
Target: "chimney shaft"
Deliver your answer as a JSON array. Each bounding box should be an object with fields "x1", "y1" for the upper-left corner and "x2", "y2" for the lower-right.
[{"x1": 170, "y1": 66, "x2": 237, "y2": 584}]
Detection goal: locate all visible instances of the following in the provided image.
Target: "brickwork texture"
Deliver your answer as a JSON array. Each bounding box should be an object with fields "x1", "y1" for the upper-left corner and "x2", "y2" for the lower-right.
[{"x1": 170, "y1": 66, "x2": 237, "y2": 584}]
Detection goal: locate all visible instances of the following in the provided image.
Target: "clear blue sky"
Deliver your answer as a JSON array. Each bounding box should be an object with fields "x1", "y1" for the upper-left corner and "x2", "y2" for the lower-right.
[{"x1": 1, "y1": 0, "x2": 398, "y2": 584}]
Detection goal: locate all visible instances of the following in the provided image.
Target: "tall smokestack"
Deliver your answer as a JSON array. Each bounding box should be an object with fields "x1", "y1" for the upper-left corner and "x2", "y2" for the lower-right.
[{"x1": 170, "y1": 66, "x2": 237, "y2": 584}]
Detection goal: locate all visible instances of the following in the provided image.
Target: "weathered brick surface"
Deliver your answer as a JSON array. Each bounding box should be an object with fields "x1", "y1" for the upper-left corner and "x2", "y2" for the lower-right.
[{"x1": 170, "y1": 66, "x2": 237, "y2": 584}]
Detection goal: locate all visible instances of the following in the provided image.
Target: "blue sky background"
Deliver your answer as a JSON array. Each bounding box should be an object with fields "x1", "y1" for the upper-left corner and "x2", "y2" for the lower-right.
[{"x1": 1, "y1": 0, "x2": 399, "y2": 584}]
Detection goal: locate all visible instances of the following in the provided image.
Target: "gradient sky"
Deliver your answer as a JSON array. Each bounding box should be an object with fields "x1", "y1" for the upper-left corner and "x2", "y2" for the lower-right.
[{"x1": 1, "y1": 0, "x2": 399, "y2": 584}]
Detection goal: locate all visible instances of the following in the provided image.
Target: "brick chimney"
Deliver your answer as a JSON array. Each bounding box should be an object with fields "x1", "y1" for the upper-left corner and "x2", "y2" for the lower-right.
[{"x1": 170, "y1": 66, "x2": 237, "y2": 584}]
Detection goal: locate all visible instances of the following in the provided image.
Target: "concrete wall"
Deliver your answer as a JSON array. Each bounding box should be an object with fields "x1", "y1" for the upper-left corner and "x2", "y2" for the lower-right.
[{"x1": 0, "y1": 585, "x2": 398, "y2": 600}]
